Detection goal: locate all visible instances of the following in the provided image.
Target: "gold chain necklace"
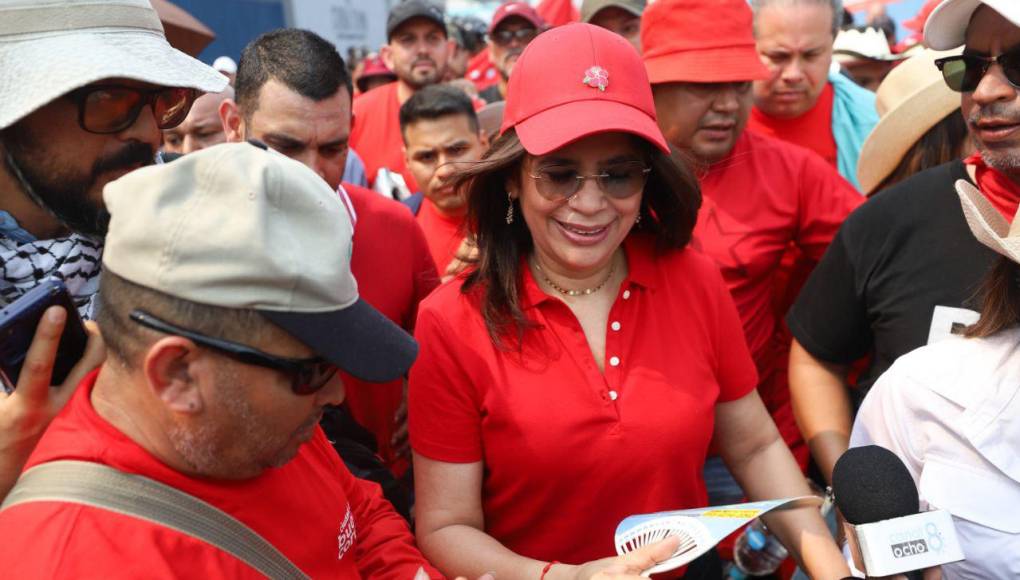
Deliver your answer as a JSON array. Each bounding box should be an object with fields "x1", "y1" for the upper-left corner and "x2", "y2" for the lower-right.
[{"x1": 533, "y1": 259, "x2": 616, "y2": 297}]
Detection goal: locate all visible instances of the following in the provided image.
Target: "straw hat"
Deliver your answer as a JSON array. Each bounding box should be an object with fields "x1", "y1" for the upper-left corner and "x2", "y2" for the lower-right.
[
  {"x1": 957, "y1": 179, "x2": 1020, "y2": 266},
  {"x1": 0, "y1": 0, "x2": 227, "y2": 131},
  {"x1": 856, "y1": 47, "x2": 963, "y2": 194}
]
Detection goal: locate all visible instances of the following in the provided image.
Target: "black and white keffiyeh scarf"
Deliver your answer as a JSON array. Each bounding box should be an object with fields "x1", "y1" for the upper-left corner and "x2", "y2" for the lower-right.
[{"x1": 0, "y1": 233, "x2": 103, "y2": 320}]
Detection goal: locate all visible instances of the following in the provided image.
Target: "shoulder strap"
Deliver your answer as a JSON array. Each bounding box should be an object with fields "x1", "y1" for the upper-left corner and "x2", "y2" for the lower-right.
[{"x1": 1, "y1": 460, "x2": 309, "y2": 580}]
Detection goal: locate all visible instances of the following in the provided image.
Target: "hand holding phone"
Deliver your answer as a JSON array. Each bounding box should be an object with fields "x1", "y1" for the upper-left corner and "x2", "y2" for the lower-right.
[{"x1": 0, "y1": 294, "x2": 105, "y2": 500}]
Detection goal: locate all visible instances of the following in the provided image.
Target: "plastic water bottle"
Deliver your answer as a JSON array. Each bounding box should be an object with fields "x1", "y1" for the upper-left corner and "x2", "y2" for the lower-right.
[{"x1": 730, "y1": 519, "x2": 789, "y2": 577}]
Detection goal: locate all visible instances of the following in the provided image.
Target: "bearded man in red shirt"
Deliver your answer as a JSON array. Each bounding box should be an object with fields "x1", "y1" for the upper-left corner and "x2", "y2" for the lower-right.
[{"x1": 642, "y1": 0, "x2": 863, "y2": 501}]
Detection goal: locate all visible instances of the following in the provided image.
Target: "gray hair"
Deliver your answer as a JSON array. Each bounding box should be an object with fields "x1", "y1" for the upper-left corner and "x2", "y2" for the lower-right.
[{"x1": 750, "y1": 0, "x2": 844, "y2": 39}]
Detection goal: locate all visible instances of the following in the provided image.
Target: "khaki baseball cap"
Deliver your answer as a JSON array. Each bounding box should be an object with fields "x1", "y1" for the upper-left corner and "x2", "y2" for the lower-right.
[
  {"x1": 581, "y1": 0, "x2": 646, "y2": 23},
  {"x1": 102, "y1": 141, "x2": 417, "y2": 383}
]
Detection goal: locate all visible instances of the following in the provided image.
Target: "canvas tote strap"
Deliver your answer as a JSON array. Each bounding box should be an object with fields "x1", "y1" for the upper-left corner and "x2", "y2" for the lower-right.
[{"x1": 1, "y1": 460, "x2": 308, "y2": 580}]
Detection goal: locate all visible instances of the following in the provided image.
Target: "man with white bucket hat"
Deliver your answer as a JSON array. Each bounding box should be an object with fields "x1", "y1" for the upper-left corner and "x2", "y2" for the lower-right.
[
  {"x1": 786, "y1": 0, "x2": 1020, "y2": 487},
  {"x1": 0, "y1": 0, "x2": 225, "y2": 503}
]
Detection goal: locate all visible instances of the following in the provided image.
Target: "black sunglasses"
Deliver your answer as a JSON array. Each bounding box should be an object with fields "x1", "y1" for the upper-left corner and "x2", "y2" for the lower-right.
[
  {"x1": 935, "y1": 49, "x2": 1020, "y2": 93},
  {"x1": 129, "y1": 309, "x2": 337, "y2": 396},
  {"x1": 491, "y1": 27, "x2": 538, "y2": 47},
  {"x1": 67, "y1": 84, "x2": 198, "y2": 135}
]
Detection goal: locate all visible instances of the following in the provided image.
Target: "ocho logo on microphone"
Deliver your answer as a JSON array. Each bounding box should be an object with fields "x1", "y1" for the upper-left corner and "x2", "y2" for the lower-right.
[{"x1": 889, "y1": 522, "x2": 945, "y2": 559}]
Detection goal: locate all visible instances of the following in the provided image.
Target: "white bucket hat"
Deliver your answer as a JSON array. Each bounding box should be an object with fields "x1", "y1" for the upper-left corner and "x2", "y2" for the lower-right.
[
  {"x1": 925, "y1": 0, "x2": 1020, "y2": 50},
  {"x1": 957, "y1": 180, "x2": 1020, "y2": 264},
  {"x1": 0, "y1": 0, "x2": 228, "y2": 131}
]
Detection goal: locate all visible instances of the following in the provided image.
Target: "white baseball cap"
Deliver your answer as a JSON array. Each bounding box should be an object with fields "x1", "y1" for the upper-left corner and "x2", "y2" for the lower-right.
[
  {"x1": 0, "y1": 0, "x2": 227, "y2": 130},
  {"x1": 925, "y1": 0, "x2": 1020, "y2": 50},
  {"x1": 102, "y1": 142, "x2": 417, "y2": 383}
]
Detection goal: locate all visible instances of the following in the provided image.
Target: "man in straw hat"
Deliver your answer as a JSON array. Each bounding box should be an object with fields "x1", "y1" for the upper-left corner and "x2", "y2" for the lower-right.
[
  {"x1": 0, "y1": 142, "x2": 443, "y2": 578},
  {"x1": 641, "y1": 0, "x2": 862, "y2": 497},
  {"x1": 785, "y1": 0, "x2": 1020, "y2": 486},
  {"x1": 0, "y1": 0, "x2": 224, "y2": 501}
]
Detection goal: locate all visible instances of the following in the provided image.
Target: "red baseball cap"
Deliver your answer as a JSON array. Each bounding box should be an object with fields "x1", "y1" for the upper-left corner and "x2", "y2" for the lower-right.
[
  {"x1": 641, "y1": 0, "x2": 769, "y2": 84},
  {"x1": 489, "y1": 1, "x2": 546, "y2": 34},
  {"x1": 500, "y1": 23, "x2": 668, "y2": 156}
]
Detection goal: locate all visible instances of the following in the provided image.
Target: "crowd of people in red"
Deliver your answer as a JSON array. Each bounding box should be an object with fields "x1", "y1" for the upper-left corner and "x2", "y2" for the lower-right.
[{"x1": 0, "y1": 0, "x2": 1017, "y2": 577}]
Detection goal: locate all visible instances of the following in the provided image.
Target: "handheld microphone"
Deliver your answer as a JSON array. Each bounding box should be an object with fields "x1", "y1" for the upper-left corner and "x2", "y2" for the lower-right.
[{"x1": 832, "y1": 446, "x2": 964, "y2": 577}]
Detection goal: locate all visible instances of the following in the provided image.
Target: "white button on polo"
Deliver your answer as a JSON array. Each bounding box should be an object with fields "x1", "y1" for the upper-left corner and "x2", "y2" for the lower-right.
[
  {"x1": 609, "y1": 356, "x2": 620, "y2": 367},
  {"x1": 622, "y1": 290, "x2": 631, "y2": 300},
  {"x1": 608, "y1": 390, "x2": 618, "y2": 401},
  {"x1": 611, "y1": 321, "x2": 621, "y2": 331}
]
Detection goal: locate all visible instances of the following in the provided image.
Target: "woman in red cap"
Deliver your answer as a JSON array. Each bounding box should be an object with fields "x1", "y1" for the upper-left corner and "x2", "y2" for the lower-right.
[{"x1": 409, "y1": 23, "x2": 848, "y2": 579}]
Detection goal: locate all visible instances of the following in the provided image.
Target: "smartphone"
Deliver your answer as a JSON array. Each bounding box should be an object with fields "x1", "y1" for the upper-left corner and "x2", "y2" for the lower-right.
[{"x1": 0, "y1": 279, "x2": 88, "y2": 393}]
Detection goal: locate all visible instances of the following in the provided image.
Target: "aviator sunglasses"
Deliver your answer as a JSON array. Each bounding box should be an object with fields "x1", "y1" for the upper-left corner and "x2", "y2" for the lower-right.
[
  {"x1": 935, "y1": 48, "x2": 1020, "y2": 93},
  {"x1": 129, "y1": 309, "x2": 338, "y2": 395},
  {"x1": 67, "y1": 84, "x2": 198, "y2": 134}
]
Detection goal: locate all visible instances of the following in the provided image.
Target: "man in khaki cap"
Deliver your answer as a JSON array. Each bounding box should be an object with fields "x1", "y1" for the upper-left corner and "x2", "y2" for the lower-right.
[
  {"x1": 581, "y1": 0, "x2": 645, "y2": 52},
  {"x1": 0, "y1": 142, "x2": 443, "y2": 578}
]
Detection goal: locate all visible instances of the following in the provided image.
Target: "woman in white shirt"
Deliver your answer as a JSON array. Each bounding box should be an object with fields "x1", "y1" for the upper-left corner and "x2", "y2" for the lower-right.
[{"x1": 849, "y1": 181, "x2": 1020, "y2": 579}]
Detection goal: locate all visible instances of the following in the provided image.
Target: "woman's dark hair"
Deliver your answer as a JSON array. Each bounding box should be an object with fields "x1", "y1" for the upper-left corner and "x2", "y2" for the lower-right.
[
  {"x1": 966, "y1": 256, "x2": 1020, "y2": 339},
  {"x1": 451, "y1": 129, "x2": 701, "y2": 347},
  {"x1": 872, "y1": 111, "x2": 970, "y2": 194}
]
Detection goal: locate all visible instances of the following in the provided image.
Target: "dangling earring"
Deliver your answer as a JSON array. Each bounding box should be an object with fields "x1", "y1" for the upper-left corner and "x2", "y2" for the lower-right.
[
  {"x1": 635, "y1": 211, "x2": 642, "y2": 226},
  {"x1": 505, "y1": 192, "x2": 515, "y2": 225}
]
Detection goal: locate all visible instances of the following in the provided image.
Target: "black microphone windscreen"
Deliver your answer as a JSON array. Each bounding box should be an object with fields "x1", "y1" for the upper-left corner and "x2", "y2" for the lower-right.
[{"x1": 832, "y1": 445, "x2": 919, "y2": 525}]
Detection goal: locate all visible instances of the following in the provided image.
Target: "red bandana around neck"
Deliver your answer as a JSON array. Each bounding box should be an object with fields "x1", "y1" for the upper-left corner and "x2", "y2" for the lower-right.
[{"x1": 966, "y1": 152, "x2": 1020, "y2": 222}]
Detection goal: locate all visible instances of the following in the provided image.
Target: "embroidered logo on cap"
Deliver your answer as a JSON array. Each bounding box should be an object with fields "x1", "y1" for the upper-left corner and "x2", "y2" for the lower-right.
[{"x1": 583, "y1": 66, "x2": 609, "y2": 91}]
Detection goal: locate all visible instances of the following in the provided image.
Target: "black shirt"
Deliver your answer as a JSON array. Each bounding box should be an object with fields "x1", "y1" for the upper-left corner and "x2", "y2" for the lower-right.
[{"x1": 787, "y1": 161, "x2": 999, "y2": 401}]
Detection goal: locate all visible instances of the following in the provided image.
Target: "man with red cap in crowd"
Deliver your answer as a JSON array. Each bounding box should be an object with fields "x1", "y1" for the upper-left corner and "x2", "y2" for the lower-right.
[
  {"x1": 478, "y1": 1, "x2": 546, "y2": 104},
  {"x1": 747, "y1": 0, "x2": 878, "y2": 190},
  {"x1": 641, "y1": 0, "x2": 862, "y2": 500},
  {"x1": 351, "y1": 0, "x2": 450, "y2": 191}
]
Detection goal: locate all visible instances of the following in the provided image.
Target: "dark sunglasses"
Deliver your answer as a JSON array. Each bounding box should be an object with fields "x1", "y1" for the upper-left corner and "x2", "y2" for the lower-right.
[
  {"x1": 529, "y1": 161, "x2": 652, "y2": 201},
  {"x1": 491, "y1": 27, "x2": 538, "y2": 47},
  {"x1": 67, "y1": 84, "x2": 198, "y2": 135},
  {"x1": 129, "y1": 309, "x2": 338, "y2": 396},
  {"x1": 935, "y1": 49, "x2": 1020, "y2": 93}
]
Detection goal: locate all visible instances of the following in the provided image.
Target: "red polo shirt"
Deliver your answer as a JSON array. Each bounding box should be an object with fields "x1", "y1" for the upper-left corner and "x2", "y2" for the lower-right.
[
  {"x1": 409, "y1": 235, "x2": 758, "y2": 565},
  {"x1": 747, "y1": 83, "x2": 838, "y2": 168},
  {"x1": 351, "y1": 82, "x2": 418, "y2": 190},
  {"x1": 416, "y1": 197, "x2": 465, "y2": 275},
  {"x1": 343, "y1": 184, "x2": 439, "y2": 473},
  {"x1": 692, "y1": 132, "x2": 861, "y2": 463},
  {"x1": 0, "y1": 373, "x2": 441, "y2": 579}
]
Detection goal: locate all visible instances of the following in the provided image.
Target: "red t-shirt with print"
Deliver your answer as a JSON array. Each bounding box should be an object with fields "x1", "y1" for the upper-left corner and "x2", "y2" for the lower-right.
[
  {"x1": 409, "y1": 235, "x2": 758, "y2": 565},
  {"x1": 0, "y1": 372, "x2": 441, "y2": 579},
  {"x1": 692, "y1": 131, "x2": 862, "y2": 464}
]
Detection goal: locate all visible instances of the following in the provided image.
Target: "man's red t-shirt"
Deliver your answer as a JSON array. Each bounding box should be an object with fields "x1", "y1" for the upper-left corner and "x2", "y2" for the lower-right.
[
  {"x1": 692, "y1": 131, "x2": 862, "y2": 462},
  {"x1": 409, "y1": 235, "x2": 758, "y2": 565},
  {"x1": 343, "y1": 184, "x2": 439, "y2": 472},
  {"x1": 747, "y1": 83, "x2": 838, "y2": 168},
  {"x1": 351, "y1": 82, "x2": 418, "y2": 190},
  {"x1": 416, "y1": 198, "x2": 465, "y2": 275},
  {"x1": 0, "y1": 373, "x2": 441, "y2": 579}
]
